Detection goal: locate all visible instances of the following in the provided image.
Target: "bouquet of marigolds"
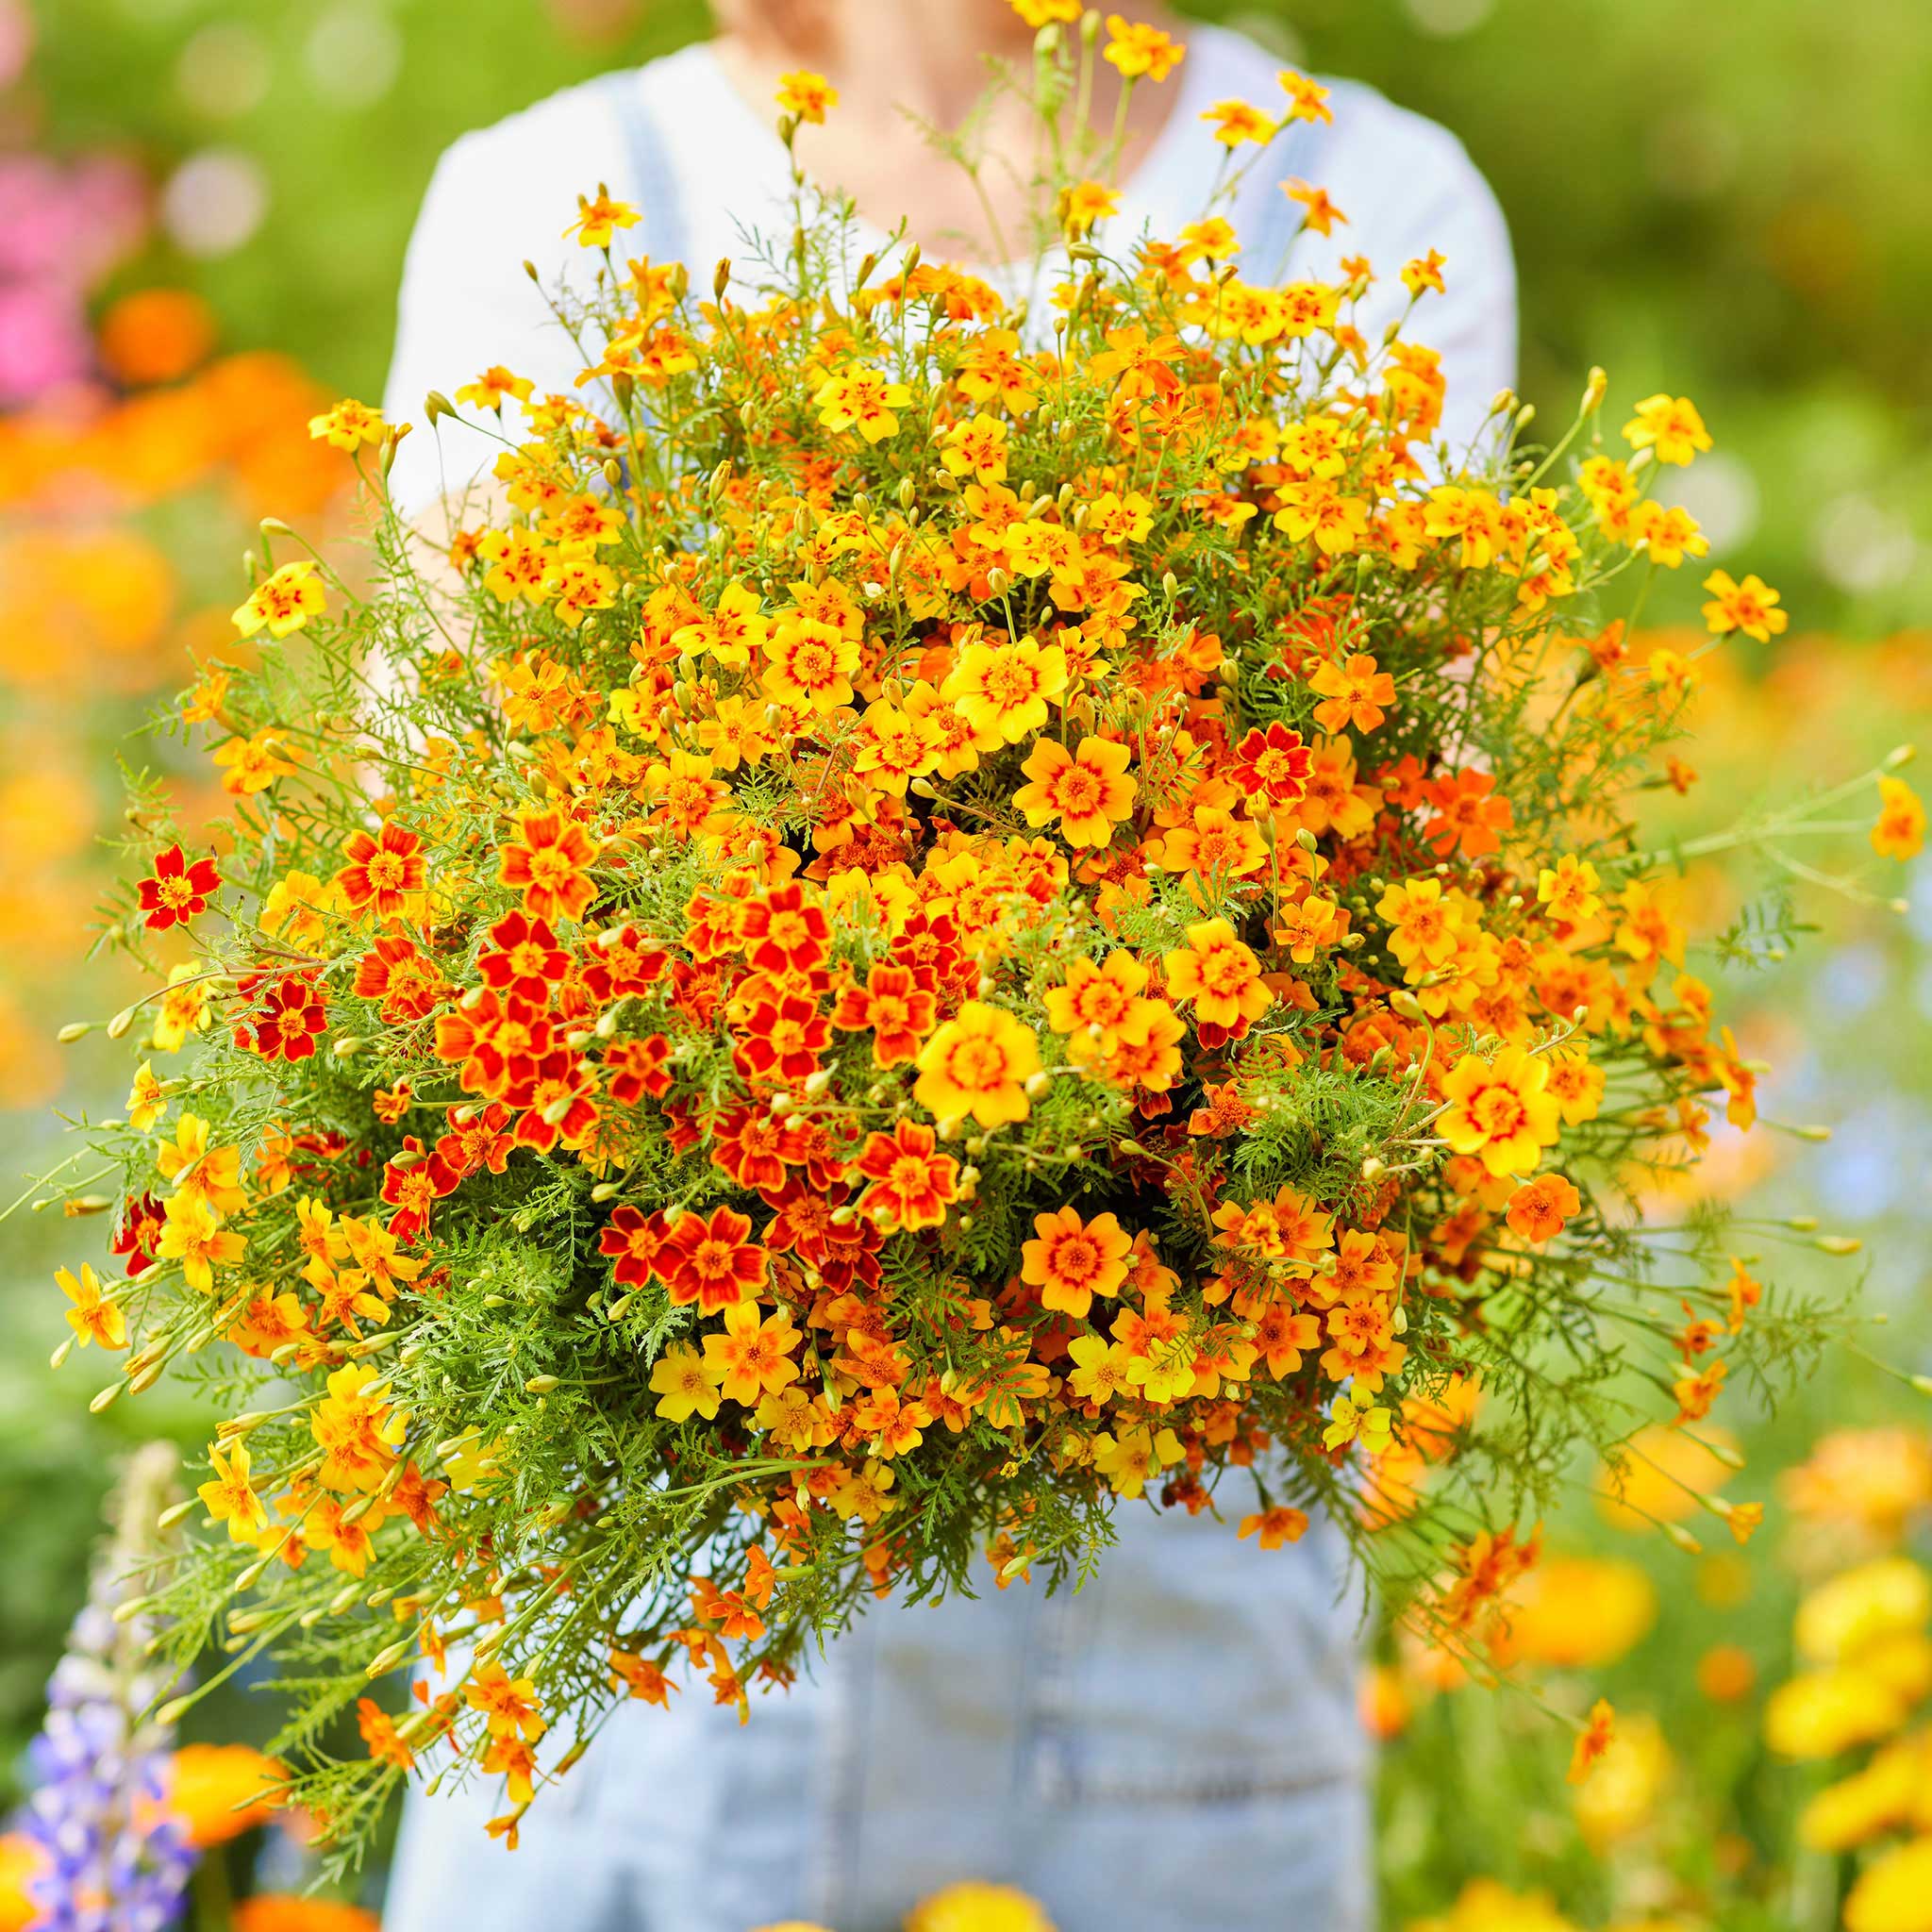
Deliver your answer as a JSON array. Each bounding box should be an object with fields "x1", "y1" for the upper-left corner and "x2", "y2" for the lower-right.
[{"x1": 39, "y1": 16, "x2": 1922, "y2": 1868}]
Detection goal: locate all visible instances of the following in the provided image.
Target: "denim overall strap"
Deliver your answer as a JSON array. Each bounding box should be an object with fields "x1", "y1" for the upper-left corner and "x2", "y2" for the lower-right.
[{"x1": 598, "y1": 68, "x2": 690, "y2": 274}]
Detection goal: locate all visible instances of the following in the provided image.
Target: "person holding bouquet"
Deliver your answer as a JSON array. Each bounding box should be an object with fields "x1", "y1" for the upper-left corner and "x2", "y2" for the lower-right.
[{"x1": 377, "y1": 4, "x2": 1513, "y2": 1926}]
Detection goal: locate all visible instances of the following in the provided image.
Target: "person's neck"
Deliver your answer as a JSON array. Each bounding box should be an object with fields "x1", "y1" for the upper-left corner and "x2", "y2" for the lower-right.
[{"x1": 715, "y1": 0, "x2": 1186, "y2": 147}]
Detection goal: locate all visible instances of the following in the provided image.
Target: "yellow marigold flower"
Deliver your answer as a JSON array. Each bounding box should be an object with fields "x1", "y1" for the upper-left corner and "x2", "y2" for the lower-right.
[
  {"x1": 1699, "y1": 567, "x2": 1788, "y2": 641},
  {"x1": 1199, "y1": 99, "x2": 1278, "y2": 148},
  {"x1": 157, "y1": 1192, "x2": 245, "y2": 1293},
  {"x1": 775, "y1": 70, "x2": 839, "y2": 124},
  {"x1": 941, "y1": 413, "x2": 1009, "y2": 485},
  {"x1": 309, "y1": 1363, "x2": 405, "y2": 1492},
  {"x1": 1439, "y1": 1043, "x2": 1562, "y2": 1178},
  {"x1": 562, "y1": 187, "x2": 641, "y2": 248},
  {"x1": 1008, "y1": 0, "x2": 1079, "y2": 24},
  {"x1": 913, "y1": 1000, "x2": 1040, "y2": 1128},
  {"x1": 1060, "y1": 180, "x2": 1121, "y2": 236},
  {"x1": 232, "y1": 559, "x2": 326, "y2": 641},
  {"x1": 813, "y1": 367, "x2": 912, "y2": 443},
  {"x1": 1092, "y1": 1423, "x2": 1183, "y2": 1498},
  {"x1": 306, "y1": 397, "x2": 385, "y2": 451},
  {"x1": 1537, "y1": 854, "x2": 1603, "y2": 924},
  {"x1": 1103, "y1": 16, "x2": 1185, "y2": 82},
  {"x1": 1401, "y1": 249, "x2": 1447, "y2": 298},
  {"x1": 198, "y1": 1440, "x2": 269, "y2": 1545},
  {"x1": 1622, "y1": 391, "x2": 1712, "y2": 466},
  {"x1": 1765, "y1": 1666, "x2": 1911, "y2": 1762},
  {"x1": 1799, "y1": 1739, "x2": 1924, "y2": 1853},
  {"x1": 1873, "y1": 774, "x2": 1925, "y2": 860},
  {"x1": 1276, "y1": 69, "x2": 1333, "y2": 124},
  {"x1": 1012, "y1": 735, "x2": 1136, "y2": 849},
  {"x1": 58, "y1": 1263, "x2": 125, "y2": 1351},
  {"x1": 941, "y1": 636, "x2": 1067, "y2": 743},
  {"x1": 454, "y1": 365, "x2": 534, "y2": 409},
  {"x1": 259, "y1": 869, "x2": 341, "y2": 945},
  {"x1": 125, "y1": 1059, "x2": 168, "y2": 1134},
  {"x1": 907, "y1": 1882, "x2": 1057, "y2": 1932},
  {"x1": 701, "y1": 1303, "x2": 801, "y2": 1407},
  {"x1": 762, "y1": 615, "x2": 859, "y2": 713},
  {"x1": 1163, "y1": 917, "x2": 1272, "y2": 1030}
]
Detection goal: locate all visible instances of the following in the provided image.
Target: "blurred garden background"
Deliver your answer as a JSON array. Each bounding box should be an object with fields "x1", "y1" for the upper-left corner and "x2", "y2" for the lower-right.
[{"x1": 1, "y1": 0, "x2": 1926, "y2": 1926}]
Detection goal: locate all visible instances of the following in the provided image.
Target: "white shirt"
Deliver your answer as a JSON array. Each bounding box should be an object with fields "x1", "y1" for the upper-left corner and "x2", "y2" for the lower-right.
[{"x1": 384, "y1": 25, "x2": 1515, "y2": 510}]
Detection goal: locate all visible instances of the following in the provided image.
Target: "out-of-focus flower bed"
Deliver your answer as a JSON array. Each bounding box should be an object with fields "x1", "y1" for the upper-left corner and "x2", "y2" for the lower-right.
[{"x1": 1377, "y1": 637, "x2": 1932, "y2": 1931}]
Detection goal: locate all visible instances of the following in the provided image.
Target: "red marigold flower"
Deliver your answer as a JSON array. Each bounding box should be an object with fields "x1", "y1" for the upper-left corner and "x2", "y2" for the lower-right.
[
  {"x1": 582, "y1": 923, "x2": 669, "y2": 1004},
  {"x1": 889, "y1": 909, "x2": 967, "y2": 993},
  {"x1": 738, "y1": 882, "x2": 827, "y2": 975},
  {"x1": 137, "y1": 843, "x2": 221, "y2": 930},
  {"x1": 498, "y1": 808, "x2": 598, "y2": 924},
  {"x1": 237, "y1": 974, "x2": 328, "y2": 1062},
  {"x1": 831, "y1": 964, "x2": 937, "y2": 1067},
  {"x1": 605, "y1": 1033, "x2": 674, "y2": 1105},
  {"x1": 380, "y1": 1136, "x2": 460, "y2": 1241},
  {"x1": 505, "y1": 1048, "x2": 600, "y2": 1154},
  {"x1": 736, "y1": 993, "x2": 830, "y2": 1084},
  {"x1": 113, "y1": 1193, "x2": 165, "y2": 1276},
  {"x1": 434, "y1": 1101, "x2": 514, "y2": 1180},
  {"x1": 853, "y1": 1119, "x2": 959, "y2": 1231},
  {"x1": 597, "y1": 1205, "x2": 670, "y2": 1287},
  {"x1": 337, "y1": 819, "x2": 426, "y2": 918},
  {"x1": 478, "y1": 909, "x2": 571, "y2": 1001},
  {"x1": 1423, "y1": 766, "x2": 1514, "y2": 859},
  {"x1": 659, "y1": 1206, "x2": 767, "y2": 1310},
  {"x1": 1230, "y1": 721, "x2": 1311, "y2": 805},
  {"x1": 709, "y1": 1106, "x2": 809, "y2": 1191}
]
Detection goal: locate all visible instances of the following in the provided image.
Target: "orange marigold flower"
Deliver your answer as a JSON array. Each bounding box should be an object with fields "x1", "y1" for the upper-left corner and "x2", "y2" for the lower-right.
[
  {"x1": 1568, "y1": 1698, "x2": 1617, "y2": 1784},
  {"x1": 1872, "y1": 775, "x2": 1924, "y2": 861},
  {"x1": 775, "y1": 69, "x2": 840, "y2": 124},
  {"x1": 1239, "y1": 1506, "x2": 1309, "y2": 1549},
  {"x1": 1506, "y1": 1173, "x2": 1581, "y2": 1243},
  {"x1": 1423, "y1": 766, "x2": 1513, "y2": 859},
  {"x1": 498, "y1": 808, "x2": 598, "y2": 924},
  {"x1": 1104, "y1": 15, "x2": 1186, "y2": 82},
  {"x1": 912, "y1": 1000, "x2": 1039, "y2": 1128},
  {"x1": 1022, "y1": 1207, "x2": 1132, "y2": 1320},
  {"x1": 832, "y1": 963, "x2": 936, "y2": 1067},
  {"x1": 1309, "y1": 652, "x2": 1396, "y2": 734}
]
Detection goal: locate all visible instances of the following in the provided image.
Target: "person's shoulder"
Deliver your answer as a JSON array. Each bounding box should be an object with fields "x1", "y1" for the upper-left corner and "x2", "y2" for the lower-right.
[{"x1": 425, "y1": 42, "x2": 709, "y2": 193}]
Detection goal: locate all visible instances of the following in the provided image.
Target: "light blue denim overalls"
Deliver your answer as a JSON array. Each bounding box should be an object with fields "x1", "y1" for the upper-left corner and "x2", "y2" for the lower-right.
[{"x1": 382, "y1": 73, "x2": 1371, "y2": 1932}]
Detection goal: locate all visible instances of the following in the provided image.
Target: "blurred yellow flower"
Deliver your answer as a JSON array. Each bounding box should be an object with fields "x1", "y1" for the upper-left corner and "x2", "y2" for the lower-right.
[
  {"x1": 907, "y1": 1883, "x2": 1056, "y2": 1932},
  {"x1": 1846, "y1": 1836, "x2": 1932, "y2": 1932},
  {"x1": 1492, "y1": 1556, "x2": 1657, "y2": 1669}
]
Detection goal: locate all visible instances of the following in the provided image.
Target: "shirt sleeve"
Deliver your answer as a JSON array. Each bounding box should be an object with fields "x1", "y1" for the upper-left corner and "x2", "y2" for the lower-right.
[
  {"x1": 381, "y1": 94, "x2": 620, "y2": 513},
  {"x1": 1337, "y1": 107, "x2": 1518, "y2": 452}
]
